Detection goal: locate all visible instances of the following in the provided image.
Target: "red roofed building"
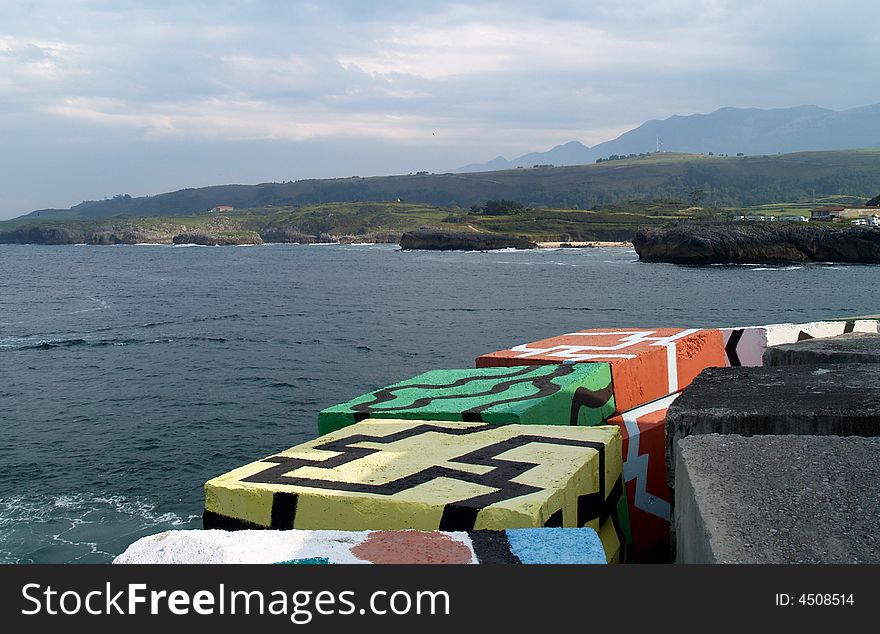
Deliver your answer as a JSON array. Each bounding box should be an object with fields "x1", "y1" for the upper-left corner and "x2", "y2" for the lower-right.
[{"x1": 811, "y1": 206, "x2": 875, "y2": 221}]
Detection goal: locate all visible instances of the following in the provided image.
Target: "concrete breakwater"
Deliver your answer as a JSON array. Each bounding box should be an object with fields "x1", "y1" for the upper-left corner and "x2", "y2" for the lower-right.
[{"x1": 115, "y1": 318, "x2": 880, "y2": 564}]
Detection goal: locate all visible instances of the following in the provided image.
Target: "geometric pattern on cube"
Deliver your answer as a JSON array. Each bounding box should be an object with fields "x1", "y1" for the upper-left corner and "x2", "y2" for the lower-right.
[
  {"x1": 204, "y1": 420, "x2": 629, "y2": 562},
  {"x1": 318, "y1": 364, "x2": 615, "y2": 435},
  {"x1": 604, "y1": 392, "x2": 678, "y2": 562},
  {"x1": 476, "y1": 328, "x2": 725, "y2": 413}
]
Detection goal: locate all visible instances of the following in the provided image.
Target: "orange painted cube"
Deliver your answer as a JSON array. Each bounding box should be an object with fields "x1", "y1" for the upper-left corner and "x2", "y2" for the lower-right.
[
  {"x1": 476, "y1": 328, "x2": 726, "y2": 413},
  {"x1": 604, "y1": 393, "x2": 678, "y2": 563}
]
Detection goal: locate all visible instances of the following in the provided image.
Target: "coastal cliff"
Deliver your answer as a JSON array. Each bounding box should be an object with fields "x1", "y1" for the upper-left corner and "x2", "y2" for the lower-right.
[
  {"x1": 399, "y1": 228, "x2": 537, "y2": 251},
  {"x1": 0, "y1": 223, "x2": 182, "y2": 245},
  {"x1": 633, "y1": 223, "x2": 880, "y2": 264},
  {"x1": 172, "y1": 231, "x2": 263, "y2": 246}
]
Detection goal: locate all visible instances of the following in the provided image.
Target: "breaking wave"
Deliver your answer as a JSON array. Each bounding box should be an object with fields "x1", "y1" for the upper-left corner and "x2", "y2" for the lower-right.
[{"x1": 0, "y1": 494, "x2": 199, "y2": 563}]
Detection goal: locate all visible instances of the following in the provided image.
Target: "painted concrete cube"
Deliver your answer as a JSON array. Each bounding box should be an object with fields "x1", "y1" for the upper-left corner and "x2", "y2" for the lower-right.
[
  {"x1": 722, "y1": 319, "x2": 879, "y2": 367},
  {"x1": 318, "y1": 364, "x2": 615, "y2": 436},
  {"x1": 475, "y1": 327, "x2": 726, "y2": 413},
  {"x1": 114, "y1": 527, "x2": 607, "y2": 565},
  {"x1": 604, "y1": 392, "x2": 678, "y2": 563},
  {"x1": 204, "y1": 420, "x2": 629, "y2": 563}
]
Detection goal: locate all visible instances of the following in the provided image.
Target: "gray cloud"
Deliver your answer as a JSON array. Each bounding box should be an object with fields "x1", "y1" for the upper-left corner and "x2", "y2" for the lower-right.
[{"x1": 1, "y1": 0, "x2": 879, "y2": 218}]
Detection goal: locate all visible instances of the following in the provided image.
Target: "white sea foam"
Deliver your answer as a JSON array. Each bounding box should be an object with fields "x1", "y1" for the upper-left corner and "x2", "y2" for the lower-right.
[
  {"x1": 0, "y1": 494, "x2": 200, "y2": 563},
  {"x1": 491, "y1": 247, "x2": 532, "y2": 253},
  {"x1": 0, "y1": 336, "x2": 40, "y2": 349}
]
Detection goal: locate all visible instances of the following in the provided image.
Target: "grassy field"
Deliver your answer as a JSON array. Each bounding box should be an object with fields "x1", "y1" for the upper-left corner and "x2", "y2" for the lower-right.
[
  {"x1": 727, "y1": 195, "x2": 867, "y2": 218},
  {"x1": 4, "y1": 192, "x2": 879, "y2": 244}
]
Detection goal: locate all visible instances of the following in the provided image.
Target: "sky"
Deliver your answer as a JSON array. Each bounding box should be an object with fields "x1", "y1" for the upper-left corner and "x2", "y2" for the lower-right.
[{"x1": 1, "y1": 0, "x2": 879, "y2": 219}]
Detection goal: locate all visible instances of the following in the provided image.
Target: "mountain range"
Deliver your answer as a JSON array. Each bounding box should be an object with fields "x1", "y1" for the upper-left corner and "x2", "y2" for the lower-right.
[{"x1": 454, "y1": 104, "x2": 880, "y2": 172}]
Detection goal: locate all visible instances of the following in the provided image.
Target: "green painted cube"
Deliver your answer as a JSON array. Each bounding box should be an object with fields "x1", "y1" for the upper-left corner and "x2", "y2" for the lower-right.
[{"x1": 318, "y1": 364, "x2": 615, "y2": 435}]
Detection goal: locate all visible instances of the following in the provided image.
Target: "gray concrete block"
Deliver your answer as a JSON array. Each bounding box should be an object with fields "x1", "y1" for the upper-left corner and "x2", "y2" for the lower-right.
[
  {"x1": 665, "y1": 364, "x2": 880, "y2": 488},
  {"x1": 674, "y1": 434, "x2": 880, "y2": 563},
  {"x1": 764, "y1": 332, "x2": 880, "y2": 366}
]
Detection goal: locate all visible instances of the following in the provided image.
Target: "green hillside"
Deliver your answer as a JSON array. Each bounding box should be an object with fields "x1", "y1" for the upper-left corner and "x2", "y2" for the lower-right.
[
  {"x1": 4, "y1": 194, "x2": 880, "y2": 246},
  {"x1": 0, "y1": 200, "x2": 694, "y2": 244},
  {"x1": 14, "y1": 149, "x2": 880, "y2": 222}
]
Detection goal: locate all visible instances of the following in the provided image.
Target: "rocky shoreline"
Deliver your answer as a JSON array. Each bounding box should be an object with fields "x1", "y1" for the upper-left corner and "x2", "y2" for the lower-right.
[
  {"x1": 536, "y1": 240, "x2": 632, "y2": 248},
  {"x1": 633, "y1": 222, "x2": 880, "y2": 264},
  {"x1": 0, "y1": 223, "x2": 403, "y2": 246},
  {"x1": 399, "y1": 227, "x2": 537, "y2": 251},
  {"x1": 172, "y1": 231, "x2": 263, "y2": 246}
]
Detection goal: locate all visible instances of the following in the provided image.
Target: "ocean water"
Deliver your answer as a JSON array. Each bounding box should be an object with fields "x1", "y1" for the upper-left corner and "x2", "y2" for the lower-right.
[{"x1": 1, "y1": 243, "x2": 877, "y2": 563}]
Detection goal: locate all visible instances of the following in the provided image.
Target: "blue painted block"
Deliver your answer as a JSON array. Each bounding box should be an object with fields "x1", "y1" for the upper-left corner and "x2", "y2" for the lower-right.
[{"x1": 506, "y1": 528, "x2": 606, "y2": 564}]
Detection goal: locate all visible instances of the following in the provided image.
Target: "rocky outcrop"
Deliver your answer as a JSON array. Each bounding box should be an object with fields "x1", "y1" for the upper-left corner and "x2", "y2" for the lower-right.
[
  {"x1": 335, "y1": 232, "x2": 402, "y2": 244},
  {"x1": 633, "y1": 223, "x2": 880, "y2": 264},
  {"x1": 0, "y1": 224, "x2": 86, "y2": 244},
  {"x1": 171, "y1": 231, "x2": 263, "y2": 246},
  {"x1": 867, "y1": 194, "x2": 880, "y2": 207},
  {"x1": 85, "y1": 227, "x2": 176, "y2": 244},
  {"x1": 0, "y1": 223, "x2": 184, "y2": 244},
  {"x1": 399, "y1": 227, "x2": 537, "y2": 251}
]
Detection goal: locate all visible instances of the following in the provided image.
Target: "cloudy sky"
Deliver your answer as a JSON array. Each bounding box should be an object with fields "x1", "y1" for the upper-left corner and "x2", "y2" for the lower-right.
[{"x1": 1, "y1": 0, "x2": 878, "y2": 219}]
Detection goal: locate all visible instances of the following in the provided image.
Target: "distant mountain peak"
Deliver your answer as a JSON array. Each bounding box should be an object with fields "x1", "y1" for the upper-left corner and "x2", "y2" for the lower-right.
[
  {"x1": 559, "y1": 140, "x2": 590, "y2": 149},
  {"x1": 454, "y1": 139, "x2": 593, "y2": 173},
  {"x1": 454, "y1": 103, "x2": 880, "y2": 172}
]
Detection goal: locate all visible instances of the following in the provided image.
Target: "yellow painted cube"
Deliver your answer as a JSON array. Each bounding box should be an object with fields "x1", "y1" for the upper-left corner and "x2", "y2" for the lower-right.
[{"x1": 205, "y1": 420, "x2": 628, "y2": 562}]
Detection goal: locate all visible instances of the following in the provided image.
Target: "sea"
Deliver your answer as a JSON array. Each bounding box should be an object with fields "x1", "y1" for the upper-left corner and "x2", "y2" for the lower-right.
[{"x1": 1, "y1": 242, "x2": 877, "y2": 563}]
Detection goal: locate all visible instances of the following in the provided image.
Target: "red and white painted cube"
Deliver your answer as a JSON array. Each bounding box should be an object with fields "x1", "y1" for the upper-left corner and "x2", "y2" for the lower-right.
[
  {"x1": 476, "y1": 328, "x2": 726, "y2": 413},
  {"x1": 604, "y1": 393, "x2": 678, "y2": 562}
]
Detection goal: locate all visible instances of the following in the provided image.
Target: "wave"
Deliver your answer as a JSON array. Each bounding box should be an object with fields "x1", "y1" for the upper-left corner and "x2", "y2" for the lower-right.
[
  {"x1": 0, "y1": 493, "x2": 199, "y2": 563},
  {"x1": 1, "y1": 337, "x2": 138, "y2": 350},
  {"x1": 708, "y1": 263, "x2": 803, "y2": 270},
  {"x1": 0, "y1": 334, "x2": 253, "y2": 351},
  {"x1": 192, "y1": 313, "x2": 243, "y2": 323}
]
